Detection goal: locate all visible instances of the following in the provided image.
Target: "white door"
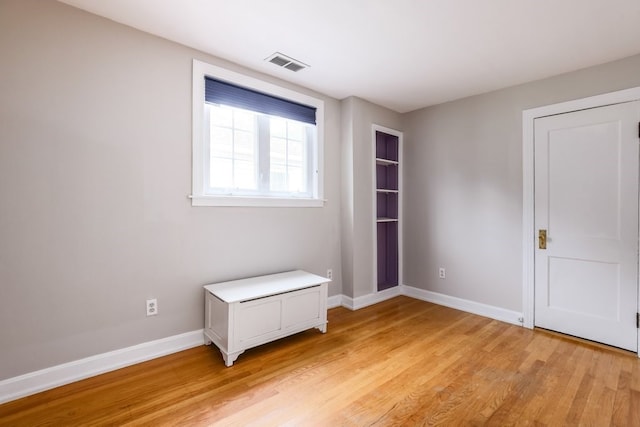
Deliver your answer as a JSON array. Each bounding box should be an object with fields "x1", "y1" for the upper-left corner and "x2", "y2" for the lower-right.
[{"x1": 534, "y1": 101, "x2": 640, "y2": 351}]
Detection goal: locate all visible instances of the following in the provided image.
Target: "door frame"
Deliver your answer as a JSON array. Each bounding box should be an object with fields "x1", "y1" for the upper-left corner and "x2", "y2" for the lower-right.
[{"x1": 522, "y1": 86, "x2": 640, "y2": 354}]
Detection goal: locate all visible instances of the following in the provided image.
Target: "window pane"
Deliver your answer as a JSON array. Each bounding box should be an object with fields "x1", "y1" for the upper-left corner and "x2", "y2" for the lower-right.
[
  {"x1": 288, "y1": 166, "x2": 304, "y2": 192},
  {"x1": 287, "y1": 121, "x2": 304, "y2": 141},
  {"x1": 270, "y1": 137, "x2": 286, "y2": 164},
  {"x1": 270, "y1": 163, "x2": 286, "y2": 192},
  {"x1": 288, "y1": 139, "x2": 304, "y2": 164},
  {"x1": 210, "y1": 105, "x2": 232, "y2": 127},
  {"x1": 234, "y1": 109, "x2": 255, "y2": 131},
  {"x1": 270, "y1": 117, "x2": 286, "y2": 138},
  {"x1": 209, "y1": 106, "x2": 258, "y2": 191},
  {"x1": 267, "y1": 118, "x2": 310, "y2": 194},
  {"x1": 234, "y1": 130, "x2": 254, "y2": 161},
  {"x1": 210, "y1": 157, "x2": 232, "y2": 188},
  {"x1": 234, "y1": 159, "x2": 255, "y2": 189},
  {"x1": 211, "y1": 127, "x2": 232, "y2": 157}
]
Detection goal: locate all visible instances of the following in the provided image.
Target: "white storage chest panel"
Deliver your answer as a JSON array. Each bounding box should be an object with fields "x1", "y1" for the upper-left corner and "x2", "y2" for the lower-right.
[{"x1": 204, "y1": 270, "x2": 329, "y2": 366}]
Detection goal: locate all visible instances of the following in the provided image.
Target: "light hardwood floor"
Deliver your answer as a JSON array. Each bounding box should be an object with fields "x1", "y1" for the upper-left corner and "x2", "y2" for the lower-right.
[{"x1": 1, "y1": 296, "x2": 639, "y2": 426}]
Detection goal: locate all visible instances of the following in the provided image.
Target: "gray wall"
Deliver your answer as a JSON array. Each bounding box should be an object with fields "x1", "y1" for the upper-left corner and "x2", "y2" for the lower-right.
[
  {"x1": 403, "y1": 54, "x2": 640, "y2": 311},
  {"x1": 341, "y1": 97, "x2": 402, "y2": 298},
  {"x1": 0, "y1": 0, "x2": 343, "y2": 380}
]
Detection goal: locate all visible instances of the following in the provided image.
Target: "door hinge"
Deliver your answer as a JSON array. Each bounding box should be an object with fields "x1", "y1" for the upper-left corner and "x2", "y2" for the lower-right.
[{"x1": 637, "y1": 312, "x2": 639, "y2": 329}]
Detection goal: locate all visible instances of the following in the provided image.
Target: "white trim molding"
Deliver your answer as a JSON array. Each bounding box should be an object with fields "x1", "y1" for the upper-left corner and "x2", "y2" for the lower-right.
[
  {"x1": 401, "y1": 285, "x2": 524, "y2": 326},
  {"x1": 332, "y1": 286, "x2": 523, "y2": 325},
  {"x1": 327, "y1": 294, "x2": 343, "y2": 309},
  {"x1": 522, "y1": 86, "x2": 640, "y2": 330},
  {"x1": 0, "y1": 330, "x2": 205, "y2": 405},
  {"x1": 342, "y1": 286, "x2": 402, "y2": 311}
]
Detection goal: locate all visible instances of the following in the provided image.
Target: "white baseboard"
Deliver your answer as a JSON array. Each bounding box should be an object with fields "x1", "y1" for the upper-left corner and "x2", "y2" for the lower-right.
[
  {"x1": 401, "y1": 285, "x2": 524, "y2": 326},
  {"x1": 332, "y1": 286, "x2": 522, "y2": 326},
  {"x1": 0, "y1": 329, "x2": 205, "y2": 405},
  {"x1": 327, "y1": 294, "x2": 343, "y2": 309},
  {"x1": 341, "y1": 286, "x2": 402, "y2": 311}
]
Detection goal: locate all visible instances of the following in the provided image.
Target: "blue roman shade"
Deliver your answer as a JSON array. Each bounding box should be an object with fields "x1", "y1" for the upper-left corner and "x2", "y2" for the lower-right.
[{"x1": 205, "y1": 77, "x2": 316, "y2": 125}]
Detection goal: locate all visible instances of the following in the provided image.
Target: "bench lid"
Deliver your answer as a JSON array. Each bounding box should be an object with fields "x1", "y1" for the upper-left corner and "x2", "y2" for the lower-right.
[{"x1": 203, "y1": 270, "x2": 330, "y2": 303}]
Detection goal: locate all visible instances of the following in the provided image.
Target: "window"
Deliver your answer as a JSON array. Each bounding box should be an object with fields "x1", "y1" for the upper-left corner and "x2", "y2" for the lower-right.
[{"x1": 192, "y1": 60, "x2": 324, "y2": 207}]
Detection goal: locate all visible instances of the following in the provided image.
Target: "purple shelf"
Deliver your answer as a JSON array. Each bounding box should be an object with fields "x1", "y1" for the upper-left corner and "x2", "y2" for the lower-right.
[
  {"x1": 377, "y1": 192, "x2": 398, "y2": 220},
  {"x1": 376, "y1": 164, "x2": 398, "y2": 190},
  {"x1": 375, "y1": 130, "x2": 399, "y2": 291},
  {"x1": 377, "y1": 222, "x2": 399, "y2": 290},
  {"x1": 376, "y1": 131, "x2": 399, "y2": 162}
]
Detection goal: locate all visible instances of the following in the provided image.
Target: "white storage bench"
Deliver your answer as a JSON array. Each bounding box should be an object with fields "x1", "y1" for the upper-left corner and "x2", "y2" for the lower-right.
[{"x1": 203, "y1": 270, "x2": 330, "y2": 366}]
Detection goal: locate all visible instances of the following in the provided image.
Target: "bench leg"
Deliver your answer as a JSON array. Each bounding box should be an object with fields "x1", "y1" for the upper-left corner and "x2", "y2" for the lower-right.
[{"x1": 221, "y1": 350, "x2": 244, "y2": 367}]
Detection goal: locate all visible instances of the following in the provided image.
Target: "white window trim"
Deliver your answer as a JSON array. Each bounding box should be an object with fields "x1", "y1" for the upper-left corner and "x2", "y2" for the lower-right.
[{"x1": 191, "y1": 59, "x2": 325, "y2": 207}]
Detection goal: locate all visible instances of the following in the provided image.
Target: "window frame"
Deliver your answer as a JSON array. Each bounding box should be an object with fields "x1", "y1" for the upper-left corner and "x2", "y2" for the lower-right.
[{"x1": 192, "y1": 59, "x2": 325, "y2": 207}]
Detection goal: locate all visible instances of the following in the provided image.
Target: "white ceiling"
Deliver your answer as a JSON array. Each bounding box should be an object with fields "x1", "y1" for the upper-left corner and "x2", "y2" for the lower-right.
[{"x1": 59, "y1": 0, "x2": 640, "y2": 113}]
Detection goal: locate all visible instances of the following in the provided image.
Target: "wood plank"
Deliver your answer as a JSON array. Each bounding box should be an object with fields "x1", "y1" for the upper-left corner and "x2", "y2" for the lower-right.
[{"x1": 1, "y1": 296, "x2": 639, "y2": 426}]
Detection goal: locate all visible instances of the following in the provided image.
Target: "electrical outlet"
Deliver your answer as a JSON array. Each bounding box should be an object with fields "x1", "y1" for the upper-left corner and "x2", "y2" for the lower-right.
[
  {"x1": 146, "y1": 298, "x2": 158, "y2": 316},
  {"x1": 326, "y1": 269, "x2": 333, "y2": 280},
  {"x1": 439, "y1": 267, "x2": 446, "y2": 279}
]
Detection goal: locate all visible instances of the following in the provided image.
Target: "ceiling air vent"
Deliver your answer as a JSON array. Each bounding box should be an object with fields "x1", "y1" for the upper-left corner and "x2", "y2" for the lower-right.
[{"x1": 265, "y1": 52, "x2": 309, "y2": 72}]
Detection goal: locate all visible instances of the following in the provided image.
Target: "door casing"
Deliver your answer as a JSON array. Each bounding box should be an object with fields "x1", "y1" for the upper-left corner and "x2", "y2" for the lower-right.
[{"x1": 522, "y1": 86, "x2": 640, "y2": 356}]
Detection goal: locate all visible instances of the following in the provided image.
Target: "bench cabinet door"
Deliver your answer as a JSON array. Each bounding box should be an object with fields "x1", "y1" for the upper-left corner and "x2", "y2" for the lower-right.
[
  {"x1": 235, "y1": 298, "x2": 283, "y2": 348},
  {"x1": 282, "y1": 286, "x2": 323, "y2": 330}
]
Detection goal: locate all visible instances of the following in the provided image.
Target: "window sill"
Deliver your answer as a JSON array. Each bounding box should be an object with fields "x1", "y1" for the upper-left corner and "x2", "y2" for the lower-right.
[{"x1": 190, "y1": 195, "x2": 325, "y2": 208}]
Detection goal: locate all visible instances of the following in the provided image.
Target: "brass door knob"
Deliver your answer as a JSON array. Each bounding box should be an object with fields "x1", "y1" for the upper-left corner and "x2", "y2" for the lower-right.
[{"x1": 539, "y1": 229, "x2": 547, "y2": 250}]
